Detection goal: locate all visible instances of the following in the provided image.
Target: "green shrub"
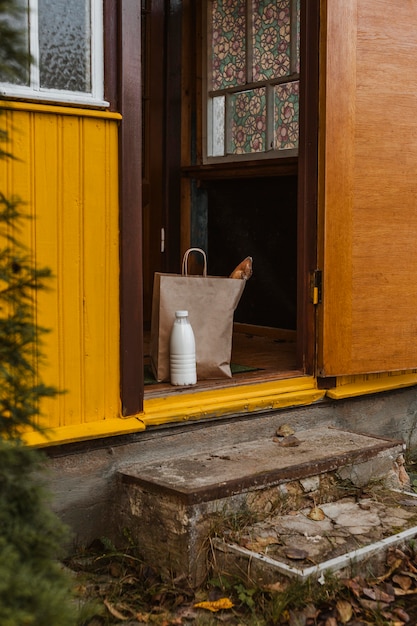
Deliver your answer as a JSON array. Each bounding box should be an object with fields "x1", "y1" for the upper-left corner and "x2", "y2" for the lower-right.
[{"x1": 0, "y1": 442, "x2": 78, "y2": 626}]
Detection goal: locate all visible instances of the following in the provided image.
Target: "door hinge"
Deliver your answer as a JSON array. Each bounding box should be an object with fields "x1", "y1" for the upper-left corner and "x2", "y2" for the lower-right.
[
  {"x1": 311, "y1": 269, "x2": 322, "y2": 304},
  {"x1": 161, "y1": 227, "x2": 165, "y2": 253}
]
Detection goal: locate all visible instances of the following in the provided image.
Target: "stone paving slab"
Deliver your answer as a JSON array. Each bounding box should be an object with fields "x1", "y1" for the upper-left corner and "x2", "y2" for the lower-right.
[{"x1": 214, "y1": 489, "x2": 417, "y2": 582}]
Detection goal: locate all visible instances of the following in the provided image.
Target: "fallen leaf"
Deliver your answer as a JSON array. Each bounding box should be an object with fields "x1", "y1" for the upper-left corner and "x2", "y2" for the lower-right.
[
  {"x1": 393, "y1": 606, "x2": 411, "y2": 622},
  {"x1": 358, "y1": 597, "x2": 389, "y2": 611},
  {"x1": 336, "y1": 599, "x2": 353, "y2": 623},
  {"x1": 399, "y1": 569, "x2": 417, "y2": 580},
  {"x1": 392, "y1": 574, "x2": 412, "y2": 591},
  {"x1": 194, "y1": 598, "x2": 234, "y2": 612},
  {"x1": 324, "y1": 617, "x2": 338, "y2": 626},
  {"x1": 343, "y1": 577, "x2": 364, "y2": 598},
  {"x1": 372, "y1": 558, "x2": 403, "y2": 582},
  {"x1": 362, "y1": 587, "x2": 394, "y2": 603},
  {"x1": 380, "y1": 612, "x2": 405, "y2": 626},
  {"x1": 393, "y1": 587, "x2": 417, "y2": 596},
  {"x1": 307, "y1": 506, "x2": 326, "y2": 521}
]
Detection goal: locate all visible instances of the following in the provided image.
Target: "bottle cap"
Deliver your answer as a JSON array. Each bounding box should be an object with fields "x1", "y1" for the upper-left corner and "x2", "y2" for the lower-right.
[{"x1": 175, "y1": 310, "x2": 188, "y2": 317}]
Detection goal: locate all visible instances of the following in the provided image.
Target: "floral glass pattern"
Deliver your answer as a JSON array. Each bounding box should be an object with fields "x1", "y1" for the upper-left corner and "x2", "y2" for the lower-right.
[
  {"x1": 230, "y1": 88, "x2": 266, "y2": 154},
  {"x1": 211, "y1": 0, "x2": 246, "y2": 91},
  {"x1": 207, "y1": 0, "x2": 299, "y2": 158},
  {"x1": 274, "y1": 81, "x2": 299, "y2": 150},
  {"x1": 252, "y1": 0, "x2": 290, "y2": 81}
]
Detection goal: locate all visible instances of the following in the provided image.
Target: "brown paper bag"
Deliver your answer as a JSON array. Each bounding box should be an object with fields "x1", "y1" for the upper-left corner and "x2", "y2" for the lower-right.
[{"x1": 150, "y1": 248, "x2": 246, "y2": 382}]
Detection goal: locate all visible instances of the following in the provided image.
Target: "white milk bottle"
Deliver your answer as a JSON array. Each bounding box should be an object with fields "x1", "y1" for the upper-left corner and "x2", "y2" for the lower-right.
[{"x1": 169, "y1": 310, "x2": 197, "y2": 385}]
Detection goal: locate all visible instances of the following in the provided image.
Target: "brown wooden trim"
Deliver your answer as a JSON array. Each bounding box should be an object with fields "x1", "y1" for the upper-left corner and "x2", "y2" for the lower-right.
[
  {"x1": 233, "y1": 323, "x2": 296, "y2": 341},
  {"x1": 296, "y1": 0, "x2": 320, "y2": 375},
  {"x1": 182, "y1": 157, "x2": 298, "y2": 180},
  {"x1": 317, "y1": 376, "x2": 337, "y2": 390},
  {"x1": 119, "y1": 1, "x2": 144, "y2": 415},
  {"x1": 164, "y1": 0, "x2": 182, "y2": 271},
  {"x1": 103, "y1": 0, "x2": 118, "y2": 110}
]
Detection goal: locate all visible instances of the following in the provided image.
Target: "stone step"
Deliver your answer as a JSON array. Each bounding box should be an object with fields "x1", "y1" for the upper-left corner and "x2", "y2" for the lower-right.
[
  {"x1": 116, "y1": 427, "x2": 407, "y2": 587},
  {"x1": 213, "y1": 488, "x2": 417, "y2": 586}
]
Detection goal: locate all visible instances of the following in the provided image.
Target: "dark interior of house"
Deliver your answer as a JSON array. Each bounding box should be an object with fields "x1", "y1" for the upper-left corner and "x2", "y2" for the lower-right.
[{"x1": 205, "y1": 175, "x2": 298, "y2": 330}]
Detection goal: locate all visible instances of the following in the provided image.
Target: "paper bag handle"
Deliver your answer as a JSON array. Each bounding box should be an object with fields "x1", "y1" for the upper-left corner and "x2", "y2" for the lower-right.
[{"x1": 182, "y1": 248, "x2": 208, "y2": 277}]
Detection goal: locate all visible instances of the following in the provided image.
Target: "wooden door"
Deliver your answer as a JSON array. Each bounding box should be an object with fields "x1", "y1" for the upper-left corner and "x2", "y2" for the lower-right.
[
  {"x1": 142, "y1": 0, "x2": 182, "y2": 326},
  {"x1": 319, "y1": 0, "x2": 417, "y2": 376},
  {"x1": 142, "y1": 0, "x2": 166, "y2": 325}
]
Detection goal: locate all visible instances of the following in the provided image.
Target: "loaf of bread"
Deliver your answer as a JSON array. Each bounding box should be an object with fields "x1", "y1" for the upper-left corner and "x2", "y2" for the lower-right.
[{"x1": 230, "y1": 256, "x2": 253, "y2": 280}]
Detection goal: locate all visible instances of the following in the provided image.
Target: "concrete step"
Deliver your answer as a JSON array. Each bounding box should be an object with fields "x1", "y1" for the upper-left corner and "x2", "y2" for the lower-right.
[
  {"x1": 116, "y1": 427, "x2": 408, "y2": 587},
  {"x1": 213, "y1": 488, "x2": 417, "y2": 586}
]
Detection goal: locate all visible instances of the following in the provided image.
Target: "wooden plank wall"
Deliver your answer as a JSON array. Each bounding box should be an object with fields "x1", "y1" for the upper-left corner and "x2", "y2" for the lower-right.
[
  {"x1": 319, "y1": 0, "x2": 417, "y2": 376},
  {"x1": 0, "y1": 104, "x2": 121, "y2": 435}
]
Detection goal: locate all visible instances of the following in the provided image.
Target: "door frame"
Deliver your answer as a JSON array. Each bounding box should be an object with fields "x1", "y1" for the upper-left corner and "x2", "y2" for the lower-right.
[
  {"x1": 297, "y1": 0, "x2": 320, "y2": 374},
  {"x1": 117, "y1": 0, "x2": 321, "y2": 416},
  {"x1": 117, "y1": 1, "x2": 144, "y2": 416}
]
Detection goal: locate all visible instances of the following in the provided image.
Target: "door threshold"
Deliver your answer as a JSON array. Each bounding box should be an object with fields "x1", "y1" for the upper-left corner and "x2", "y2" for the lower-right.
[
  {"x1": 142, "y1": 375, "x2": 324, "y2": 428},
  {"x1": 144, "y1": 368, "x2": 305, "y2": 398}
]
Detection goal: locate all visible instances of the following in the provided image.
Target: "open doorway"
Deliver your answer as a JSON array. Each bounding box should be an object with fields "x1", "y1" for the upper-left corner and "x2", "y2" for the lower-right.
[
  {"x1": 204, "y1": 174, "x2": 299, "y2": 380},
  {"x1": 142, "y1": 0, "x2": 318, "y2": 395}
]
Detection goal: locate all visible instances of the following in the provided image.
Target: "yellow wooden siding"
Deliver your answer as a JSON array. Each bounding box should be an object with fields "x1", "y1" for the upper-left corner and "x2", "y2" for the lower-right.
[{"x1": 0, "y1": 104, "x2": 121, "y2": 435}]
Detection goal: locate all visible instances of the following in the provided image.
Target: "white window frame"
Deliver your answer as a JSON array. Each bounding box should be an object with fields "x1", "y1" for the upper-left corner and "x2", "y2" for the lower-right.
[{"x1": 0, "y1": 0, "x2": 107, "y2": 107}]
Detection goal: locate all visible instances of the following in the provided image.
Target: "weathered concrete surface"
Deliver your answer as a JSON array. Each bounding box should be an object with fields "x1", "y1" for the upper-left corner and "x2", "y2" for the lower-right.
[
  {"x1": 119, "y1": 428, "x2": 403, "y2": 501},
  {"x1": 116, "y1": 429, "x2": 405, "y2": 586},
  {"x1": 43, "y1": 386, "x2": 417, "y2": 549}
]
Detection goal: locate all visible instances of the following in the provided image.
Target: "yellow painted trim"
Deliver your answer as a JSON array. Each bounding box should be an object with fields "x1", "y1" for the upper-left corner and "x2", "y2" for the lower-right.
[
  {"x1": 23, "y1": 417, "x2": 146, "y2": 448},
  {"x1": 326, "y1": 374, "x2": 417, "y2": 400},
  {"x1": 141, "y1": 377, "x2": 325, "y2": 427},
  {"x1": 0, "y1": 100, "x2": 122, "y2": 120},
  {"x1": 20, "y1": 374, "x2": 417, "y2": 447}
]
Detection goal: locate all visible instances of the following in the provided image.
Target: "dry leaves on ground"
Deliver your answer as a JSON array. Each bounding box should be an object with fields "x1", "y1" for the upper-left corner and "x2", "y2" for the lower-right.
[{"x1": 67, "y1": 541, "x2": 417, "y2": 625}]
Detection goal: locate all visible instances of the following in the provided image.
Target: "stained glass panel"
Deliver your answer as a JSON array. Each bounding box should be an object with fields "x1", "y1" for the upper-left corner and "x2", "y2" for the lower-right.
[
  {"x1": 211, "y1": 0, "x2": 246, "y2": 90},
  {"x1": 274, "y1": 81, "x2": 299, "y2": 150},
  {"x1": 230, "y1": 88, "x2": 266, "y2": 154},
  {"x1": 252, "y1": 0, "x2": 291, "y2": 81},
  {"x1": 207, "y1": 0, "x2": 300, "y2": 159}
]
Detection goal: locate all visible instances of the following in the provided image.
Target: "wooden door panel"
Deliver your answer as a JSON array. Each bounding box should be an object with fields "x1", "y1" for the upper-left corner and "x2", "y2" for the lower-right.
[{"x1": 319, "y1": 0, "x2": 417, "y2": 376}]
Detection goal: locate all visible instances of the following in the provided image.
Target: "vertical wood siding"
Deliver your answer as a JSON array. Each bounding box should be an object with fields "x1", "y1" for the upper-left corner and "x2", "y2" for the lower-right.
[{"x1": 0, "y1": 106, "x2": 121, "y2": 435}]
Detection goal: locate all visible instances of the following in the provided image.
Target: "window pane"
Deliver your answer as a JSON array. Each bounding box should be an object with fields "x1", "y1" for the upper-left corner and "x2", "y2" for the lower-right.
[
  {"x1": 230, "y1": 88, "x2": 266, "y2": 154},
  {"x1": 38, "y1": 0, "x2": 91, "y2": 92},
  {"x1": 274, "y1": 81, "x2": 299, "y2": 150},
  {"x1": 252, "y1": 0, "x2": 291, "y2": 81},
  {"x1": 210, "y1": 96, "x2": 225, "y2": 156},
  {"x1": 0, "y1": 0, "x2": 29, "y2": 85},
  {"x1": 211, "y1": 0, "x2": 246, "y2": 91}
]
